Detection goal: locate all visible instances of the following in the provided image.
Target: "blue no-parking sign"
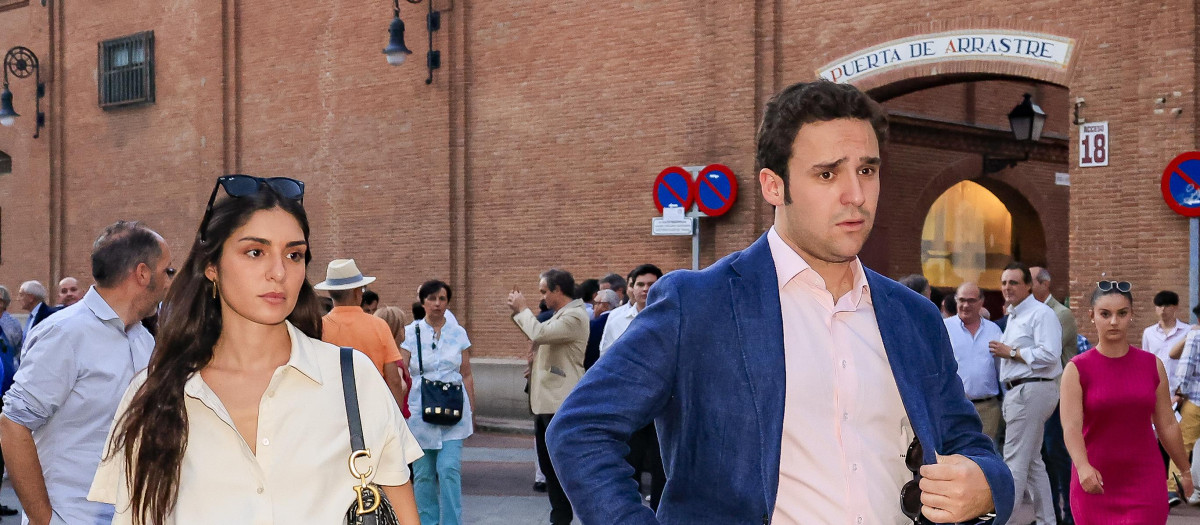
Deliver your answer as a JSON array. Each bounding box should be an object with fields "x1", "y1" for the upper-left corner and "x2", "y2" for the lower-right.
[
  {"x1": 653, "y1": 166, "x2": 694, "y2": 213},
  {"x1": 1162, "y1": 152, "x2": 1200, "y2": 217},
  {"x1": 694, "y1": 164, "x2": 738, "y2": 217}
]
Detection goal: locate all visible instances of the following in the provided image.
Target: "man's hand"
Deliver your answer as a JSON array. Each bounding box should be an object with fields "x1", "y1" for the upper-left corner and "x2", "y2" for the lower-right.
[
  {"x1": 918, "y1": 454, "x2": 994, "y2": 523},
  {"x1": 987, "y1": 341, "x2": 1013, "y2": 359},
  {"x1": 507, "y1": 290, "x2": 528, "y2": 315}
]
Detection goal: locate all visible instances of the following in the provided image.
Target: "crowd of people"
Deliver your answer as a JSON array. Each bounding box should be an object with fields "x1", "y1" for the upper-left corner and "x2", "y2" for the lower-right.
[
  {"x1": 0, "y1": 79, "x2": 1196, "y2": 525},
  {"x1": 898, "y1": 265, "x2": 1200, "y2": 524}
]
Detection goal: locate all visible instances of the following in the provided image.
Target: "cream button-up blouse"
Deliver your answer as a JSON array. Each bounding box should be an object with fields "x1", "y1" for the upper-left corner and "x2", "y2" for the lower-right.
[{"x1": 89, "y1": 321, "x2": 423, "y2": 524}]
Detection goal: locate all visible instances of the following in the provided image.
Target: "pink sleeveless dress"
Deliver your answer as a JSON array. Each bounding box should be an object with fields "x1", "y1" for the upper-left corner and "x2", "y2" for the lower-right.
[{"x1": 1070, "y1": 346, "x2": 1167, "y2": 524}]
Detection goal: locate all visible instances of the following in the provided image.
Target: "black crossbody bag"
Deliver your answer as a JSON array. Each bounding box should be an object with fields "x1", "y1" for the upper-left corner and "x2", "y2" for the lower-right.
[
  {"x1": 340, "y1": 347, "x2": 399, "y2": 525},
  {"x1": 415, "y1": 325, "x2": 464, "y2": 425}
]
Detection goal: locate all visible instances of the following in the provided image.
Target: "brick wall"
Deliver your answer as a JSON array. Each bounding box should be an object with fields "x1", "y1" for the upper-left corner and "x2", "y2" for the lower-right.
[{"x1": 0, "y1": 0, "x2": 1193, "y2": 354}]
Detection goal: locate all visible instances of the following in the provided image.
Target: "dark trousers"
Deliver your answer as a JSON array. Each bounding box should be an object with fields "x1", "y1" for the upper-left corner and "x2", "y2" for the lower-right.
[
  {"x1": 1042, "y1": 403, "x2": 1073, "y2": 523},
  {"x1": 625, "y1": 424, "x2": 666, "y2": 511},
  {"x1": 535, "y1": 413, "x2": 573, "y2": 525}
]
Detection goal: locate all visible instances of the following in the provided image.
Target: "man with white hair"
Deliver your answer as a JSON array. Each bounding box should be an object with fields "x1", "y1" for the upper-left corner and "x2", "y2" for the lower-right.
[
  {"x1": 17, "y1": 281, "x2": 58, "y2": 338},
  {"x1": 584, "y1": 289, "x2": 621, "y2": 370}
]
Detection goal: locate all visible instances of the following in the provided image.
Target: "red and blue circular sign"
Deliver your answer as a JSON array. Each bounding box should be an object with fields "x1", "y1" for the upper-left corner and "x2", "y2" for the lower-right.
[
  {"x1": 1162, "y1": 152, "x2": 1200, "y2": 217},
  {"x1": 695, "y1": 164, "x2": 739, "y2": 217},
  {"x1": 653, "y1": 166, "x2": 694, "y2": 213}
]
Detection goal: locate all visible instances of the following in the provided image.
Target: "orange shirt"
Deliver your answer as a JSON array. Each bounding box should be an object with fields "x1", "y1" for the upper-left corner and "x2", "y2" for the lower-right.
[{"x1": 321, "y1": 306, "x2": 403, "y2": 376}]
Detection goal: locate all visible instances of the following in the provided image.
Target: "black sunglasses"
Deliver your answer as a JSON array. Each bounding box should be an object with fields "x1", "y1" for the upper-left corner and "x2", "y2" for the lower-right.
[
  {"x1": 197, "y1": 175, "x2": 305, "y2": 243},
  {"x1": 901, "y1": 437, "x2": 995, "y2": 525},
  {"x1": 1097, "y1": 280, "x2": 1131, "y2": 293}
]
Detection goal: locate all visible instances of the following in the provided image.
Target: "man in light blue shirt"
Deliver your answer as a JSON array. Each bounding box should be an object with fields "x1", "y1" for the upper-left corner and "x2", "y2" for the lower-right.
[
  {"x1": 944, "y1": 282, "x2": 1003, "y2": 446},
  {"x1": 0, "y1": 221, "x2": 173, "y2": 525}
]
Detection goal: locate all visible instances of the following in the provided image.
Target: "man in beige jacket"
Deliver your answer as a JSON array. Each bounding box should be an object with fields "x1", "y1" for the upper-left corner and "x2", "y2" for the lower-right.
[{"x1": 508, "y1": 268, "x2": 589, "y2": 525}]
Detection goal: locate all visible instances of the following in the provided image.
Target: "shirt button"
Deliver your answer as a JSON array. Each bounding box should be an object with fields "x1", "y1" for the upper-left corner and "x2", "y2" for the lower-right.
[
  {"x1": 851, "y1": 464, "x2": 859, "y2": 472},
  {"x1": 841, "y1": 360, "x2": 848, "y2": 368},
  {"x1": 267, "y1": 390, "x2": 275, "y2": 398},
  {"x1": 857, "y1": 517, "x2": 863, "y2": 524},
  {"x1": 257, "y1": 487, "x2": 264, "y2": 494},
  {"x1": 842, "y1": 412, "x2": 849, "y2": 421},
  {"x1": 261, "y1": 438, "x2": 270, "y2": 446}
]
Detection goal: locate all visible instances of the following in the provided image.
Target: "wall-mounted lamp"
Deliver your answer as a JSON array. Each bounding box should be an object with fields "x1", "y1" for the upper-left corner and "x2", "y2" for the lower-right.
[
  {"x1": 1073, "y1": 98, "x2": 1085, "y2": 125},
  {"x1": 982, "y1": 93, "x2": 1047, "y2": 175},
  {"x1": 382, "y1": 0, "x2": 442, "y2": 84},
  {"x1": 0, "y1": 46, "x2": 45, "y2": 139}
]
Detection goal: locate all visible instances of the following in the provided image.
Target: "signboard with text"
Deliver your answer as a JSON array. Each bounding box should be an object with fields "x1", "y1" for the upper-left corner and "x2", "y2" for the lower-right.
[
  {"x1": 817, "y1": 30, "x2": 1074, "y2": 84},
  {"x1": 1079, "y1": 122, "x2": 1109, "y2": 168}
]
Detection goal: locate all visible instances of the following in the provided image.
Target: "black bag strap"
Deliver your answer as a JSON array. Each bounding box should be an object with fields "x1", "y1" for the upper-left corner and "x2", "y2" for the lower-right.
[
  {"x1": 340, "y1": 347, "x2": 366, "y2": 452},
  {"x1": 415, "y1": 325, "x2": 425, "y2": 375}
]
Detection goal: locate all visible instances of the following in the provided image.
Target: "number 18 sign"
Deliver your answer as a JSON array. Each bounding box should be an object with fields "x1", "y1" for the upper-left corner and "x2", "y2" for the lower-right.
[{"x1": 1079, "y1": 121, "x2": 1109, "y2": 167}]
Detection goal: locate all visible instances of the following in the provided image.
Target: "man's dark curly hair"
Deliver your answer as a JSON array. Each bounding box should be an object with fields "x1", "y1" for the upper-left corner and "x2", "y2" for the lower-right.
[{"x1": 755, "y1": 80, "x2": 889, "y2": 204}]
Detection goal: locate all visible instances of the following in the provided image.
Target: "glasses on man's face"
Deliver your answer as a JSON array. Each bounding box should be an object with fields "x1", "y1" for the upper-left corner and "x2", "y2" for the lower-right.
[
  {"x1": 1097, "y1": 280, "x2": 1131, "y2": 293},
  {"x1": 955, "y1": 297, "x2": 980, "y2": 305},
  {"x1": 197, "y1": 175, "x2": 305, "y2": 243},
  {"x1": 900, "y1": 437, "x2": 995, "y2": 525}
]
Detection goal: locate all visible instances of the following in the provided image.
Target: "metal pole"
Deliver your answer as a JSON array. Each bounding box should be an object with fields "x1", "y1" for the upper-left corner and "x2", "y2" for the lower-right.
[
  {"x1": 1191, "y1": 217, "x2": 1198, "y2": 322},
  {"x1": 692, "y1": 219, "x2": 700, "y2": 270}
]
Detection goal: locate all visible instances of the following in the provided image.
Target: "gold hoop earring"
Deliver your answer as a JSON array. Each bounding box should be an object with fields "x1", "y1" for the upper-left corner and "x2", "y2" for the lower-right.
[{"x1": 212, "y1": 280, "x2": 218, "y2": 299}]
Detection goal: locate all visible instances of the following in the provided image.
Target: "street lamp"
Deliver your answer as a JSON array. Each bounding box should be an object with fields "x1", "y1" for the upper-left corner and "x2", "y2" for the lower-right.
[
  {"x1": 0, "y1": 46, "x2": 45, "y2": 139},
  {"x1": 982, "y1": 93, "x2": 1047, "y2": 175},
  {"x1": 382, "y1": 0, "x2": 442, "y2": 84}
]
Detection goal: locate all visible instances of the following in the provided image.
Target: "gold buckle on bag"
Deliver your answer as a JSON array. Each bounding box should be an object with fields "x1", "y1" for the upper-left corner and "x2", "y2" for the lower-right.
[{"x1": 348, "y1": 449, "x2": 381, "y2": 515}]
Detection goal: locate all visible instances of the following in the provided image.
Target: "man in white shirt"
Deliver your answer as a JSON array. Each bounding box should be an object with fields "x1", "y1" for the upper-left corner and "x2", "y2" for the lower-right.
[
  {"x1": 945, "y1": 282, "x2": 1003, "y2": 445},
  {"x1": 1145, "y1": 290, "x2": 1189, "y2": 393},
  {"x1": 988, "y1": 262, "x2": 1062, "y2": 525},
  {"x1": 598, "y1": 264, "x2": 662, "y2": 356}
]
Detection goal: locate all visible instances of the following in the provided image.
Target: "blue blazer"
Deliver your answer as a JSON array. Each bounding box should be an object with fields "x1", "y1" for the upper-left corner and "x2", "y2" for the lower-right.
[{"x1": 547, "y1": 234, "x2": 1014, "y2": 524}]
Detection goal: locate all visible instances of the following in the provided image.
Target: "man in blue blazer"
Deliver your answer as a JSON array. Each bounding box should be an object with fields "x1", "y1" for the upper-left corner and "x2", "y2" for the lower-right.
[{"x1": 547, "y1": 80, "x2": 1014, "y2": 525}]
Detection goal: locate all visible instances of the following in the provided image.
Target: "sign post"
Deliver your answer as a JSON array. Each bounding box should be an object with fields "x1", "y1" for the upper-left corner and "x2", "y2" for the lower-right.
[
  {"x1": 651, "y1": 165, "x2": 739, "y2": 271},
  {"x1": 1161, "y1": 152, "x2": 1200, "y2": 320}
]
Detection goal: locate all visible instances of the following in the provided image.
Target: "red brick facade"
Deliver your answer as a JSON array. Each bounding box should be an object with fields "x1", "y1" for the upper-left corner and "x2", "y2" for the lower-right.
[{"x1": 0, "y1": 2, "x2": 1193, "y2": 356}]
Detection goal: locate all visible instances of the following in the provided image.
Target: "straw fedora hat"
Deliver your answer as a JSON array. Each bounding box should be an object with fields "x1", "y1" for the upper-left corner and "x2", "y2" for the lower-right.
[{"x1": 313, "y1": 259, "x2": 377, "y2": 290}]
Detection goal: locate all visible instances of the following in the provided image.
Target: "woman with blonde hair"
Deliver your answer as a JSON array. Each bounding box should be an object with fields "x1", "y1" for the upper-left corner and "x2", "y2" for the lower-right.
[{"x1": 377, "y1": 305, "x2": 415, "y2": 419}]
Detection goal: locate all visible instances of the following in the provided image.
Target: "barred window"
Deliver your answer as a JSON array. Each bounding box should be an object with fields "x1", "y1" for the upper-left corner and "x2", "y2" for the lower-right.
[{"x1": 98, "y1": 32, "x2": 155, "y2": 108}]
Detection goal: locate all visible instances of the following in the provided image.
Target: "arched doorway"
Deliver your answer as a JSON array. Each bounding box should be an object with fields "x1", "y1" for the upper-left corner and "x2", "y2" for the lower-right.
[{"x1": 856, "y1": 77, "x2": 1071, "y2": 306}]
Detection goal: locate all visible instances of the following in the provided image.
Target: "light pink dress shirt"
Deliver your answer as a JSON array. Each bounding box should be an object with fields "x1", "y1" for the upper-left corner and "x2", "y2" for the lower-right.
[{"x1": 767, "y1": 228, "x2": 910, "y2": 525}]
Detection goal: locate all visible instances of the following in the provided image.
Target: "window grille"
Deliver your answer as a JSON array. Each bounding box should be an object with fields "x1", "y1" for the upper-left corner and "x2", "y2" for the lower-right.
[{"x1": 98, "y1": 31, "x2": 154, "y2": 108}]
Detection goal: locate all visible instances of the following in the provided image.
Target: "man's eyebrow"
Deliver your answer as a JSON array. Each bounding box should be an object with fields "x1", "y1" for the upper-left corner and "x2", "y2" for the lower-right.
[
  {"x1": 811, "y1": 158, "x2": 846, "y2": 171},
  {"x1": 861, "y1": 156, "x2": 882, "y2": 165}
]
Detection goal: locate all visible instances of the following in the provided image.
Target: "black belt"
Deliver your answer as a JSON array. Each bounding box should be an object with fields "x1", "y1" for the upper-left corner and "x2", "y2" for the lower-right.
[
  {"x1": 1003, "y1": 377, "x2": 1053, "y2": 390},
  {"x1": 971, "y1": 395, "x2": 1000, "y2": 403}
]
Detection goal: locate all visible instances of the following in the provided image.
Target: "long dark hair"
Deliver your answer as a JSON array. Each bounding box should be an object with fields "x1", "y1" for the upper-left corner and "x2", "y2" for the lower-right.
[{"x1": 108, "y1": 186, "x2": 323, "y2": 525}]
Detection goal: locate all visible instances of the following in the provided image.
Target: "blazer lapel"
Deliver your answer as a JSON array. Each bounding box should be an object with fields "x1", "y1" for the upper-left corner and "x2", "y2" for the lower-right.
[
  {"x1": 729, "y1": 234, "x2": 786, "y2": 507},
  {"x1": 867, "y1": 270, "x2": 937, "y2": 461}
]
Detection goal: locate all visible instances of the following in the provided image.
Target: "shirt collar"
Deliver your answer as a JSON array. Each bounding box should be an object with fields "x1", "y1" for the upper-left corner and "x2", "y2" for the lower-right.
[
  {"x1": 82, "y1": 286, "x2": 122, "y2": 325},
  {"x1": 184, "y1": 320, "x2": 323, "y2": 398},
  {"x1": 766, "y1": 226, "x2": 870, "y2": 304},
  {"x1": 1009, "y1": 293, "x2": 1040, "y2": 317}
]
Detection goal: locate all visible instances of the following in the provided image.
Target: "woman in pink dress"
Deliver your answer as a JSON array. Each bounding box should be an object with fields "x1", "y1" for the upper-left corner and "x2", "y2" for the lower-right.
[{"x1": 1062, "y1": 281, "x2": 1193, "y2": 524}]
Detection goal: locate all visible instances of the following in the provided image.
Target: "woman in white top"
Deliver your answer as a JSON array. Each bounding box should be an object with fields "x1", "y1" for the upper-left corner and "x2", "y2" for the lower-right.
[
  {"x1": 88, "y1": 175, "x2": 422, "y2": 524},
  {"x1": 402, "y1": 280, "x2": 475, "y2": 525}
]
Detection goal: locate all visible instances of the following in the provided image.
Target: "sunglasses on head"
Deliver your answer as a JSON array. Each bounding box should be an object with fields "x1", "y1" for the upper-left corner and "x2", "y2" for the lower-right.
[
  {"x1": 197, "y1": 175, "x2": 305, "y2": 243},
  {"x1": 900, "y1": 437, "x2": 995, "y2": 525},
  {"x1": 1097, "y1": 280, "x2": 1131, "y2": 293}
]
